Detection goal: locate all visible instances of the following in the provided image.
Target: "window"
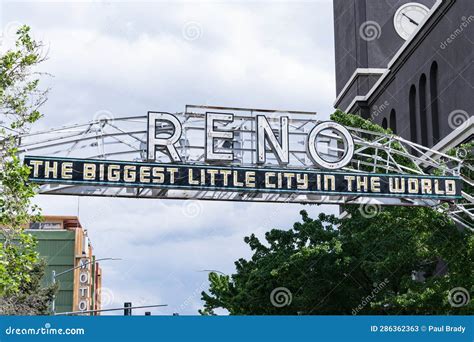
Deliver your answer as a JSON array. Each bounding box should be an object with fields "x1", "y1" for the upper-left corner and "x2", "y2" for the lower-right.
[
  {"x1": 419, "y1": 74, "x2": 428, "y2": 146},
  {"x1": 430, "y1": 61, "x2": 440, "y2": 144},
  {"x1": 409, "y1": 85, "x2": 417, "y2": 143},
  {"x1": 390, "y1": 109, "x2": 397, "y2": 134},
  {"x1": 29, "y1": 222, "x2": 62, "y2": 230},
  {"x1": 382, "y1": 118, "x2": 388, "y2": 129}
]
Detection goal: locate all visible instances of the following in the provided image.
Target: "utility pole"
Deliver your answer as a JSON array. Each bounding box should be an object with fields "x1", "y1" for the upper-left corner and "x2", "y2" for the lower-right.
[
  {"x1": 51, "y1": 270, "x2": 56, "y2": 313},
  {"x1": 124, "y1": 302, "x2": 132, "y2": 316}
]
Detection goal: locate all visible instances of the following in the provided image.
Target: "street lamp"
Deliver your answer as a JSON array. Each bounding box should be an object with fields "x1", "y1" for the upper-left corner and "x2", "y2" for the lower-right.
[{"x1": 51, "y1": 257, "x2": 121, "y2": 314}]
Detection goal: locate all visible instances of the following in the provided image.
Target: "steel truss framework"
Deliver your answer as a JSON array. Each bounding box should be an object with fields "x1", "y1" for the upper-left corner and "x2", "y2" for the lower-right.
[{"x1": 16, "y1": 105, "x2": 473, "y2": 230}]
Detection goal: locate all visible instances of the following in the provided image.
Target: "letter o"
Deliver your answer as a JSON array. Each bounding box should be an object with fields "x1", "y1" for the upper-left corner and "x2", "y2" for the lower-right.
[
  {"x1": 78, "y1": 300, "x2": 88, "y2": 311},
  {"x1": 79, "y1": 272, "x2": 89, "y2": 284},
  {"x1": 307, "y1": 121, "x2": 354, "y2": 170}
]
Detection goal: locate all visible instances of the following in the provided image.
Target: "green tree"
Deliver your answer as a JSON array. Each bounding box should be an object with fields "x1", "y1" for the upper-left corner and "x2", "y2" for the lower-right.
[
  {"x1": 0, "y1": 26, "x2": 55, "y2": 314},
  {"x1": 0, "y1": 234, "x2": 56, "y2": 315},
  {"x1": 0, "y1": 25, "x2": 46, "y2": 235},
  {"x1": 200, "y1": 112, "x2": 473, "y2": 315}
]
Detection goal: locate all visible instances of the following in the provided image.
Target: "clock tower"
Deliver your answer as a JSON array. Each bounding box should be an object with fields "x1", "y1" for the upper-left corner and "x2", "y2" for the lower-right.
[{"x1": 333, "y1": 0, "x2": 435, "y2": 114}]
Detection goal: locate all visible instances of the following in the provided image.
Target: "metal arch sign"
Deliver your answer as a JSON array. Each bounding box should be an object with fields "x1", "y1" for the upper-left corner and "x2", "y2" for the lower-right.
[{"x1": 23, "y1": 107, "x2": 462, "y2": 202}]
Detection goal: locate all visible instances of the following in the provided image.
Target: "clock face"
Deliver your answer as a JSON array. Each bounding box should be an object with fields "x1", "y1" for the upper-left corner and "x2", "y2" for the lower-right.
[{"x1": 393, "y1": 2, "x2": 429, "y2": 40}]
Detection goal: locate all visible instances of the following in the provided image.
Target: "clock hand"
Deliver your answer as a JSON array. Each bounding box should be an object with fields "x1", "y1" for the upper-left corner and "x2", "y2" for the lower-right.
[{"x1": 402, "y1": 13, "x2": 420, "y2": 26}]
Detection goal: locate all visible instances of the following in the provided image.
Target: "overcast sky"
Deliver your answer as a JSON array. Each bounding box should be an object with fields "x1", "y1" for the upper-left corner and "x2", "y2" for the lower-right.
[{"x1": 2, "y1": 0, "x2": 339, "y2": 315}]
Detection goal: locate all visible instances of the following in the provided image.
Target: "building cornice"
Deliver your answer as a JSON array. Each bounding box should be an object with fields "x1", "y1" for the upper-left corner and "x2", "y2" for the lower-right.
[
  {"x1": 333, "y1": 68, "x2": 386, "y2": 107},
  {"x1": 431, "y1": 117, "x2": 473, "y2": 153}
]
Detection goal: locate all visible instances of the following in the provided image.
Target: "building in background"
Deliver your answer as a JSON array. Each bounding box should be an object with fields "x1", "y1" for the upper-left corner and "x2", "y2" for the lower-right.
[
  {"x1": 333, "y1": 0, "x2": 473, "y2": 148},
  {"x1": 28, "y1": 216, "x2": 102, "y2": 315}
]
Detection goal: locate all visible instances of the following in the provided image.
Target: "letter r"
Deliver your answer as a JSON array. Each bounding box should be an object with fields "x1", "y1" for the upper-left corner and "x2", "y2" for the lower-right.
[{"x1": 147, "y1": 112, "x2": 182, "y2": 162}]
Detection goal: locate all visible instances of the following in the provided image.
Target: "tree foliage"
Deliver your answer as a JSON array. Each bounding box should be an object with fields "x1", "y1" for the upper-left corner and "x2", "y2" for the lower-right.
[
  {"x1": 0, "y1": 26, "x2": 55, "y2": 314},
  {"x1": 0, "y1": 25, "x2": 46, "y2": 235},
  {"x1": 200, "y1": 111, "x2": 473, "y2": 315},
  {"x1": 201, "y1": 207, "x2": 473, "y2": 315},
  {"x1": 0, "y1": 234, "x2": 56, "y2": 315}
]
